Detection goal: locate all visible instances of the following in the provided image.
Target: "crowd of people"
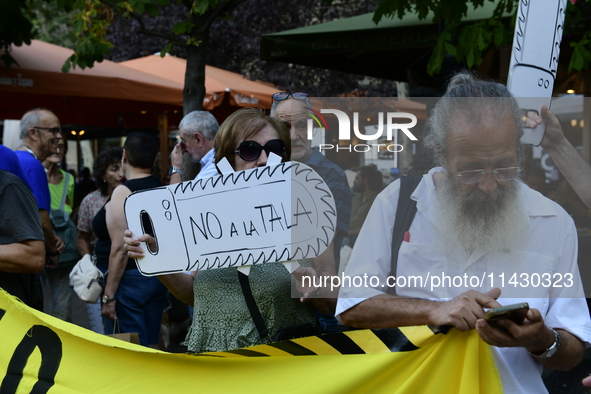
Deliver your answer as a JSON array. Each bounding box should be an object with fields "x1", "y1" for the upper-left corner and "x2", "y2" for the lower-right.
[{"x1": 1, "y1": 71, "x2": 591, "y2": 392}]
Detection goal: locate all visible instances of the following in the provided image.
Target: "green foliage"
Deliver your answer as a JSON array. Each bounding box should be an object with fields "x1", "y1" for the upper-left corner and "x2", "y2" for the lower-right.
[
  {"x1": 0, "y1": 0, "x2": 224, "y2": 71},
  {"x1": 192, "y1": 0, "x2": 219, "y2": 15},
  {"x1": 375, "y1": 0, "x2": 591, "y2": 76},
  {"x1": 0, "y1": 0, "x2": 35, "y2": 66},
  {"x1": 375, "y1": 0, "x2": 515, "y2": 75},
  {"x1": 172, "y1": 21, "x2": 195, "y2": 35},
  {"x1": 27, "y1": 0, "x2": 77, "y2": 48},
  {"x1": 427, "y1": 18, "x2": 510, "y2": 75},
  {"x1": 161, "y1": 42, "x2": 176, "y2": 56},
  {"x1": 569, "y1": 36, "x2": 591, "y2": 73},
  {"x1": 51, "y1": 0, "x2": 225, "y2": 70}
]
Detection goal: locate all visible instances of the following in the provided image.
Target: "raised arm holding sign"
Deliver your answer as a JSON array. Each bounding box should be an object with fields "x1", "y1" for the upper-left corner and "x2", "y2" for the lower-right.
[{"x1": 124, "y1": 109, "x2": 337, "y2": 353}]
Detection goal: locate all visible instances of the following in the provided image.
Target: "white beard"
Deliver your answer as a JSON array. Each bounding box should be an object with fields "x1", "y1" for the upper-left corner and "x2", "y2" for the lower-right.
[{"x1": 437, "y1": 173, "x2": 529, "y2": 255}]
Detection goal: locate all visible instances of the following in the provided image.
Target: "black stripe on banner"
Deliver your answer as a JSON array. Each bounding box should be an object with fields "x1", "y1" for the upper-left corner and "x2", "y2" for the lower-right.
[
  {"x1": 319, "y1": 333, "x2": 365, "y2": 354},
  {"x1": 0, "y1": 309, "x2": 5, "y2": 320},
  {"x1": 429, "y1": 325, "x2": 453, "y2": 335},
  {"x1": 268, "y1": 341, "x2": 317, "y2": 356},
  {"x1": 372, "y1": 328, "x2": 419, "y2": 352},
  {"x1": 194, "y1": 354, "x2": 225, "y2": 358},
  {"x1": 223, "y1": 349, "x2": 269, "y2": 357}
]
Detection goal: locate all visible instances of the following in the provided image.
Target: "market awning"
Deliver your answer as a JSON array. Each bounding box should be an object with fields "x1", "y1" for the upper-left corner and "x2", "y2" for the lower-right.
[
  {"x1": 260, "y1": 3, "x2": 504, "y2": 83},
  {"x1": 119, "y1": 54, "x2": 278, "y2": 110},
  {"x1": 0, "y1": 40, "x2": 184, "y2": 128}
]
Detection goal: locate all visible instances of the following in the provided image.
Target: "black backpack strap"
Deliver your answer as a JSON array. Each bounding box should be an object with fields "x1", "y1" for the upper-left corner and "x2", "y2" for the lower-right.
[
  {"x1": 238, "y1": 271, "x2": 271, "y2": 341},
  {"x1": 387, "y1": 176, "x2": 422, "y2": 295}
]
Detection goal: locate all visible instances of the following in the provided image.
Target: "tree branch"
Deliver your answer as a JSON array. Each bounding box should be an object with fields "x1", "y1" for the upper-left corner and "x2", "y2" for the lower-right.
[
  {"x1": 128, "y1": 11, "x2": 186, "y2": 45},
  {"x1": 192, "y1": 0, "x2": 247, "y2": 35}
]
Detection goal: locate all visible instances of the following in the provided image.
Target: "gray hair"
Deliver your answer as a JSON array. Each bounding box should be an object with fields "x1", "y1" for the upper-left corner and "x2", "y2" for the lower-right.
[
  {"x1": 423, "y1": 71, "x2": 524, "y2": 167},
  {"x1": 270, "y1": 96, "x2": 313, "y2": 116},
  {"x1": 179, "y1": 111, "x2": 219, "y2": 141},
  {"x1": 20, "y1": 108, "x2": 53, "y2": 139}
]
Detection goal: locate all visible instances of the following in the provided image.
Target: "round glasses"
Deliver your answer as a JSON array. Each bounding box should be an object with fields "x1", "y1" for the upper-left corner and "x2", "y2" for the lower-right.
[
  {"x1": 272, "y1": 92, "x2": 309, "y2": 102},
  {"x1": 235, "y1": 139, "x2": 285, "y2": 161},
  {"x1": 34, "y1": 126, "x2": 62, "y2": 134},
  {"x1": 456, "y1": 167, "x2": 522, "y2": 184}
]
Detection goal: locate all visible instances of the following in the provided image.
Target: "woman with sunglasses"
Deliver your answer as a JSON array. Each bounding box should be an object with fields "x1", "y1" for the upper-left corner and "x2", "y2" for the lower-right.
[{"x1": 125, "y1": 108, "x2": 322, "y2": 353}]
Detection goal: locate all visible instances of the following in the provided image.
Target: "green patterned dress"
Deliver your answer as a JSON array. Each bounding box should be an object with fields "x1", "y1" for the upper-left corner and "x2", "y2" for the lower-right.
[{"x1": 185, "y1": 260, "x2": 317, "y2": 353}]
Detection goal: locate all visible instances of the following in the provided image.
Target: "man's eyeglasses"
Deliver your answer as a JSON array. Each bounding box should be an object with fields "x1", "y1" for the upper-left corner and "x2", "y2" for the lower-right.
[
  {"x1": 235, "y1": 139, "x2": 285, "y2": 161},
  {"x1": 34, "y1": 126, "x2": 62, "y2": 134},
  {"x1": 456, "y1": 167, "x2": 521, "y2": 184},
  {"x1": 272, "y1": 92, "x2": 309, "y2": 102}
]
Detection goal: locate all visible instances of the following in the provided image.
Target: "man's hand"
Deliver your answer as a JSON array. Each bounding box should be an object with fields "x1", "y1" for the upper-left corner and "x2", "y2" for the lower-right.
[
  {"x1": 475, "y1": 308, "x2": 553, "y2": 351},
  {"x1": 292, "y1": 266, "x2": 319, "y2": 302},
  {"x1": 171, "y1": 141, "x2": 187, "y2": 168},
  {"x1": 526, "y1": 105, "x2": 566, "y2": 149},
  {"x1": 102, "y1": 300, "x2": 117, "y2": 321},
  {"x1": 55, "y1": 234, "x2": 65, "y2": 254},
  {"x1": 123, "y1": 230, "x2": 157, "y2": 258},
  {"x1": 45, "y1": 254, "x2": 59, "y2": 269},
  {"x1": 428, "y1": 288, "x2": 502, "y2": 331}
]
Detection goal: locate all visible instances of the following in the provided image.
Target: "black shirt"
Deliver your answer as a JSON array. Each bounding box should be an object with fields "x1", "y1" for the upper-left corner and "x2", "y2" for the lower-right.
[{"x1": 93, "y1": 175, "x2": 163, "y2": 270}]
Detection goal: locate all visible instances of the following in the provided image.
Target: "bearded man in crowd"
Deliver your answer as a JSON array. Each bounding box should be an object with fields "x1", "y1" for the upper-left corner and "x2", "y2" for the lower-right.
[{"x1": 336, "y1": 71, "x2": 591, "y2": 394}]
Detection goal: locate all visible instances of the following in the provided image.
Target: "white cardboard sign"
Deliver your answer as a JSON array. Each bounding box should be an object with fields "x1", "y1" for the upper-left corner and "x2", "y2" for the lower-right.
[
  {"x1": 507, "y1": 0, "x2": 567, "y2": 146},
  {"x1": 124, "y1": 162, "x2": 336, "y2": 276}
]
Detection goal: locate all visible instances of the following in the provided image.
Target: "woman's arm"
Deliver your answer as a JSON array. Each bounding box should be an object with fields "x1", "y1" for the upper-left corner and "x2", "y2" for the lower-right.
[
  {"x1": 102, "y1": 185, "x2": 132, "y2": 320},
  {"x1": 123, "y1": 229, "x2": 195, "y2": 305},
  {"x1": 76, "y1": 230, "x2": 92, "y2": 256}
]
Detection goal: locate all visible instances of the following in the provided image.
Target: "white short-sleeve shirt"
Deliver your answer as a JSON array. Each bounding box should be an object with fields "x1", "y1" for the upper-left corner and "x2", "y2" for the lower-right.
[{"x1": 336, "y1": 167, "x2": 591, "y2": 394}]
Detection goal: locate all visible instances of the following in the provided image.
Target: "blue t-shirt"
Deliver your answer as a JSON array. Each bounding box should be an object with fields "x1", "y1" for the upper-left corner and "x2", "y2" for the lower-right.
[
  {"x1": 15, "y1": 150, "x2": 51, "y2": 211},
  {"x1": 0, "y1": 145, "x2": 28, "y2": 186}
]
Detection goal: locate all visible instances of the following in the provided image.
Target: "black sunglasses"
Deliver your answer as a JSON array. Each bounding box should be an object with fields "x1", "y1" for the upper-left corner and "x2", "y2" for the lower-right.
[
  {"x1": 235, "y1": 139, "x2": 285, "y2": 161},
  {"x1": 272, "y1": 92, "x2": 309, "y2": 102}
]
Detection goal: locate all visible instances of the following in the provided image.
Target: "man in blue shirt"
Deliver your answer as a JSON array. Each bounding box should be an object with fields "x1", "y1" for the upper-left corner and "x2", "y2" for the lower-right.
[
  {"x1": 15, "y1": 109, "x2": 64, "y2": 268},
  {"x1": 0, "y1": 144, "x2": 27, "y2": 184}
]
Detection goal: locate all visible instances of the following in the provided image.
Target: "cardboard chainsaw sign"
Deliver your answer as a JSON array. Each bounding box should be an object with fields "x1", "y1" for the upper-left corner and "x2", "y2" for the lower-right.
[
  {"x1": 124, "y1": 161, "x2": 336, "y2": 276},
  {"x1": 507, "y1": 0, "x2": 567, "y2": 145}
]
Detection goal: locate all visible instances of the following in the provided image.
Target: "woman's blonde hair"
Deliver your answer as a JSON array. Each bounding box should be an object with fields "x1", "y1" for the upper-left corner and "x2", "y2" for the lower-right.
[{"x1": 214, "y1": 108, "x2": 291, "y2": 170}]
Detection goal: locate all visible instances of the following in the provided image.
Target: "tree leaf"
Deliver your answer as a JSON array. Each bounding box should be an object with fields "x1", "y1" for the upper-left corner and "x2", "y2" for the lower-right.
[
  {"x1": 193, "y1": 0, "x2": 211, "y2": 15},
  {"x1": 569, "y1": 46, "x2": 584, "y2": 72},
  {"x1": 580, "y1": 46, "x2": 591, "y2": 62},
  {"x1": 466, "y1": 47, "x2": 475, "y2": 67},
  {"x1": 444, "y1": 42, "x2": 457, "y2": 56},
  {"x1": 493, "y1": 24, "x2": 504, "y2": 46}
]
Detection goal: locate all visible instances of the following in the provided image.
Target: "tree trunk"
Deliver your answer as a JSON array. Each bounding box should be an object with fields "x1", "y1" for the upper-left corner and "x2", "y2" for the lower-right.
[{"x1": 183, "y1": 30, "x2": 209, "y2": 114}]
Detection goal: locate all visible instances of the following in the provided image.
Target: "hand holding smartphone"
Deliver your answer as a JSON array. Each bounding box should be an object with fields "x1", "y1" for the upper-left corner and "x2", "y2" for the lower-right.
[{"x1": 485, "y1": 302, "x2": 530, "y2": 325}]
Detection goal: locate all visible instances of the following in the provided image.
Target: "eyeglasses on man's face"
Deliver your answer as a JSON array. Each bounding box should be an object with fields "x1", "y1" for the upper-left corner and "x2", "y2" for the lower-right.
[
  {"x1": 272, "y1": 92, "x2": 309, "y2": 102},
  {"x1": 235, "y1": 139, "x2": 285, "y2": 161},
  {"x1": 455, "y1": 167, "x2": 521, "y2": 184},
  {"x1": 34, "y1": 126, "x2": 62, "y2": 134}
]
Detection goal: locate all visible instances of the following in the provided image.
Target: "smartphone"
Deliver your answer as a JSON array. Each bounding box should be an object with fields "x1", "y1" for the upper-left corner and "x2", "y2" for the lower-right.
[{"x1": 485, "y1": 302, "x2": 530, "y2": 325}]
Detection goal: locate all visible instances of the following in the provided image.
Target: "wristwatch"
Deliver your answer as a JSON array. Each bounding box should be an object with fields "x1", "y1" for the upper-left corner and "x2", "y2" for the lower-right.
[
  {"x1": 529, "y1": 328, "x2": 560, "y2": 359},
  {"x1": 102, "y1": 295, "x2": 116, "y2": 304},
  {"x1": 168, "y1": 166, "x2": 183, "y2": 176}
]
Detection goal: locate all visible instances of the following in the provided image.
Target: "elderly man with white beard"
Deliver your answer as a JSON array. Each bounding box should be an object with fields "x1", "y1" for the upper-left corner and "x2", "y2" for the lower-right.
[{"x1": 336, "y1": 71, "x2": 591, "y2": 394}]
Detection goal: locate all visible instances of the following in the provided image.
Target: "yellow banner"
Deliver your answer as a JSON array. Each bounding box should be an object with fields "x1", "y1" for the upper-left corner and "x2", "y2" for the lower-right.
[{"x1": 0, "y1": 289, "x2": 502, "y2": 393}]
